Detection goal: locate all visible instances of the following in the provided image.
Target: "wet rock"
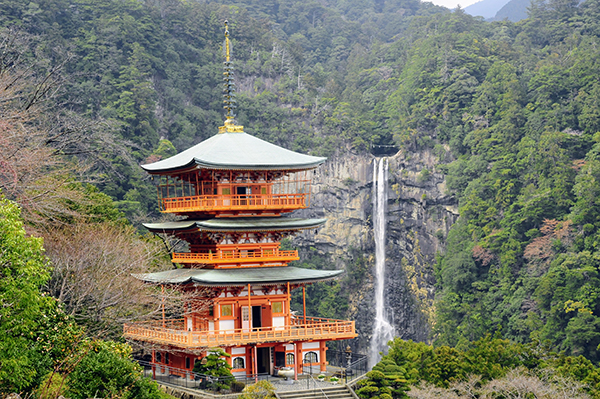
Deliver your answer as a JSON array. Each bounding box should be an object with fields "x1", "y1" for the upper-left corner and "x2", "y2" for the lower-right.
[{"x1": 294, "y1": 149, "x2": 458, "y2": 354}]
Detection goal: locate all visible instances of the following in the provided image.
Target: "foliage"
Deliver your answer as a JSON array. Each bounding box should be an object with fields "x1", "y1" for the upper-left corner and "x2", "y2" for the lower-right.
[
  {"x1": 66, "y1": 340, "x2": 167, "y2": 399},
  {"x1": 0, "y1": 196, "x2": 169, "y2": 397},
  {"x1": 43, "y1": 222, "x2": 169, "y2": 339},
  {"x1": 378, "y1": 336, "x2": 600, "y2": 398},
  {"x1": 193, "y1": 348, "x2": 233, "y2": 376},
  {"x1": 407, "y1": 369, "x2": 591, "y2": 399},
  {"x1": 238, "y1": 380, "x2": 276, "y2": 399},
  {"x1": 356, "y1": 361, "x2": 409, "y2": 399},
  {"x1": 0, "y1": 0, "x2": 445, "y2": 219},
  {"x1": 4, "y1": 0, "x2": 600, "y2": 377},
  {"x1": 193, "y1": 348, "x2": 234, "y2": 391},
  {"x1": 231, "y1": 380, "x2": 246, "y2": 393},
  {"x1": 0, "y1": 28, "x2": 125, "y2": 226},
  {"x1": 37, "y1": 372, "x2": 68, "y2": 399},
  {"x1": 389, "y1": 0, "x2": 600, "y2": 360},
  {"x1": 0, "y1": 196, "x2": 62, "y2": 393}
]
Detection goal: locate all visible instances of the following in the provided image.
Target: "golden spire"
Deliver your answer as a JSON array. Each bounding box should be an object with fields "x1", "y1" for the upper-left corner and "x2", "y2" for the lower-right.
[{"x1": 219, "y1": 20, "x2": 243, "y2": 133}]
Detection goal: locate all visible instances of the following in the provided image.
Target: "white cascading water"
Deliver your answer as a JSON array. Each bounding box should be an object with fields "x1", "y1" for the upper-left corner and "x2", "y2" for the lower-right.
[{"x1": 369, "y1": 157, "x2": 395, "y2": 367}]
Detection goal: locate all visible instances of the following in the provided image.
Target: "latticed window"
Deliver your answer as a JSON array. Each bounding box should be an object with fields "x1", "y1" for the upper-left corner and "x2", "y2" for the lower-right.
[
  {"x1": 304, "y1": 351, "x2": 317, "y2": 363},
  {"x1": 233, "y1": 357, "x2": 245, "y2": 369},
  {"x1": 221, "y1": 304, "x2": 232, "y2": 316},
  {"x1": 272, "y1": 301, "x2": 283, "y2": 314},
  {"x1": 286, "y1": 353, "x2": 295, "y2": 365}
]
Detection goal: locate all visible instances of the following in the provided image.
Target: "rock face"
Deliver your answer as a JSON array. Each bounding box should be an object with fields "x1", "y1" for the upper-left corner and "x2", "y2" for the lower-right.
[{"x1": 293, "y1": 149, "x2": 459, "y2": 354}]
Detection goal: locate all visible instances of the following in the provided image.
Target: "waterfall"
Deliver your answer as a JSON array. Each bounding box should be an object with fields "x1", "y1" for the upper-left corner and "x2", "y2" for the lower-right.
[{"x1": 369, "y1": 157, "x2": 395, "y2": 367}]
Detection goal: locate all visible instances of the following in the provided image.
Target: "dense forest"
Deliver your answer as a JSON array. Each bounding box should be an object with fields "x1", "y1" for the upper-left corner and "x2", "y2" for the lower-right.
[{"x1": 4, "y1": 0, "x2": 600, "y2": 396}]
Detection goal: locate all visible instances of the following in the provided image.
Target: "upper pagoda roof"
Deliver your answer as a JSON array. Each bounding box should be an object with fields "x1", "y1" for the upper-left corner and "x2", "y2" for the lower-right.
[
  {"x1": 143, "y1": 217, "x2": 326, "y2": 234},
  {"x1": 141, "y1": 132, "x2": 326, "y2": 174},
  {"x1": 133, "y1": 266, "x2": 343, "y2": 286}
]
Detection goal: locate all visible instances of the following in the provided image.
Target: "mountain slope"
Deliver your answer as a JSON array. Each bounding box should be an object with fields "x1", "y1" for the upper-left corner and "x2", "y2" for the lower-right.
[
  {"x1": 492, "y1": 0, "x2": 530, "y2": 21},
  {"x1": 464, "y1": 0, "x2": 511, "y2": 18}
]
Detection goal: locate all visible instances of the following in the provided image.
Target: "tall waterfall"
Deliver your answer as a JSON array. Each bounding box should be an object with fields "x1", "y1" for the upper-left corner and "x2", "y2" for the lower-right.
[{"x1": 370, "y1": 158, "x2": 395, "y2": 367}]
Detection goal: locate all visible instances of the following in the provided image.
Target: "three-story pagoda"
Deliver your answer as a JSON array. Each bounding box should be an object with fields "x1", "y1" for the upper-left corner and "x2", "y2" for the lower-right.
[{"x1": 123, "y1": 22, "x2": 356, "y2": 379}]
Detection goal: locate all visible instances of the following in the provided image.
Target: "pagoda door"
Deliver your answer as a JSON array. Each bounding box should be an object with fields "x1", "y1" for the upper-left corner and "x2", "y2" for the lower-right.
[
  {"x1": 242, "y1": 306, "x2": 250, "y2": 332},
  {"x1": 275, "y1": 351, "x2": 285, "y2": 368},
  {"x1": 252, "y1": 306, "x2": 262, "y2": 330},
  {"x1": 262, "y1": 306, "x2": 272, "y2": 329},
  {"x1": 237, "y1": 186, "x2": 248, "y2": 205},
  {"x1": 256, "y1": 348, "x2": 270, "y2": 374}
]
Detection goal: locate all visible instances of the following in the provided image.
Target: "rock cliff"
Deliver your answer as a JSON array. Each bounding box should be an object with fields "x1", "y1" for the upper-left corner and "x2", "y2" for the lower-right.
[{"x1": 293, "y1": 149, "x2": 459, "y2": 354}]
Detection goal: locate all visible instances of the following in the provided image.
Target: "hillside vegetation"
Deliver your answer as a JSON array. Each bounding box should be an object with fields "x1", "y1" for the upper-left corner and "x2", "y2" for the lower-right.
[{"x1": 3, "y1": 0, "x2": 600, "y2": 395}]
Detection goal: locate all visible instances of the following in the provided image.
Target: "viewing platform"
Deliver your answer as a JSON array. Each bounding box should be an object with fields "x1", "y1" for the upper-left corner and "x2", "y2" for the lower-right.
[
  {"x1": 123, "y1": 316, "x2": 356, "y2": 348},
  {"x1": 172, "y1": 249, "x2": 299, "y2": 267},
  {"x1": 159, "y1": 193, "x2": 309, "y2": 215}
]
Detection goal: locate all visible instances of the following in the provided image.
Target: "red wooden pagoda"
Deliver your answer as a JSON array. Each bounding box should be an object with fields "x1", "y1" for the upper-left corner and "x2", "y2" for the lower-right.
[{"x1": 123, "y1": 22, "x2": 356, "y2": 379}]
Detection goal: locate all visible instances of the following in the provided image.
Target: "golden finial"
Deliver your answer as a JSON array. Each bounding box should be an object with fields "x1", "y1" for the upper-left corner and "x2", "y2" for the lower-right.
[
  {"x1": 219, "y1": 19, "x2": 243, "y2": 133},
  {"x1": 224, "y1": 20, "x2": 231, "y2": 63}
]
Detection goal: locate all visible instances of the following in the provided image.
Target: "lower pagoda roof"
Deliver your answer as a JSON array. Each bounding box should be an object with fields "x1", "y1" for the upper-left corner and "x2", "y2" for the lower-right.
[
  {"x1": 143, "y1": 217, "x2": 326, "y2": 234},
  {"x1": 133, "y1": 266, "x2": 343, "y2": 286}
]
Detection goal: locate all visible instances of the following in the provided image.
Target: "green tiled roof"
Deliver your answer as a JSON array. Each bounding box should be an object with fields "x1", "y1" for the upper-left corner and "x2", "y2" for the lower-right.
[
  {"x1": 143, "y1": 217, "x2": 326, "y2": 233},
  {"x1": 141, "y1": 132, "x2": 326, "y2": 173},
  {"x1": 133, "y1": 266, "x2": 343, "y2": 286}
]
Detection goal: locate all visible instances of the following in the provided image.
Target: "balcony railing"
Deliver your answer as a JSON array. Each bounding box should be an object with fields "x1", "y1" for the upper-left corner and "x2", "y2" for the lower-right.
[
  {"x1": 123, "y1": 316, "x2": 356, "y2": 348},
  {"x1": 171, "y1": 249, "x2": 299, "y2": 265},
  {"x1": 159, "y1": 193, "x2": 308, "y2": 214}
]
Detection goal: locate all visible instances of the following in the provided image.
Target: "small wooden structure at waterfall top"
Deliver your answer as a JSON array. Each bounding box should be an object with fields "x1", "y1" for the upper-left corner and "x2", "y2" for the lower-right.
[{"x1": 123, "y1": 21, "x2": 357, "y2": 380}]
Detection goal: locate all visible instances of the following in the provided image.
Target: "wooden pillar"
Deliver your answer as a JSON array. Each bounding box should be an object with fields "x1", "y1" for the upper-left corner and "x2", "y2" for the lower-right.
[
  {"x1": 287, "y1": 282, "x2": 291, "y2": 326},
  {"x1": 161, "y1": 285, "x2": 166, "y2": 328},
  {"x1": 225, "y1": 347, "x2": 232, "y2": 369},
  {"x1": 152, "y1": 349, "x2": 156, "y2": 379},
  {"x1": 320, "y1": 341, "x2": 327, "y2": 372},
  {"x1": 248, "y1": 284, "x2": 252, "y2": 329},
  {"x1": 309, "y1": 170, "x2": 312, "y2": 206},
  {"x1": 245, "y1": 346, "x2": 252, "y2": 378},
  {"x1": 302, "y1": 285, "x2": 307, "y2": 325},
  {"x1": 253, "y1": 345, "x2": 258, "y2": 383},
  {"x1": 294, "y1": 342, "x2": 299, "y2": 380}
]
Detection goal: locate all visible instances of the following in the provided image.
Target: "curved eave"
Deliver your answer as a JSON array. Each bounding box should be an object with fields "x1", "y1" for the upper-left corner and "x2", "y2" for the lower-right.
[
  {"x1": 133, "y1": 267, "x2": 343, "y2": 287},
  {"x1": 142, "y1": 160, "x2": 325, "y2": 175},
  {"x1": 141, "y1": 132, "x2": 326, "y2": 175},
  {"x1": 143, "y1": 218, "x2": 326, "y2": 234}
]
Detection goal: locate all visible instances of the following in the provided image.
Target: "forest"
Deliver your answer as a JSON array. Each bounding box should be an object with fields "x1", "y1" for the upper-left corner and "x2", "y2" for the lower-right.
[{"x1": 3, "y1": 0, "x2": 600, "y2": 397}]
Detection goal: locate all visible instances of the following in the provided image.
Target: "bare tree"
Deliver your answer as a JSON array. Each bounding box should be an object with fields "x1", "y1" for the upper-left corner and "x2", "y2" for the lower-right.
[
  {"x1": 407, "y1": 368, "x2": 591, "y2": 399},
  {"x1": 43, "y1": 223, "x2": 176, "y2": 338},
  {"x1": 0, "y1": 27, "x2": 131, "y2": 226}
]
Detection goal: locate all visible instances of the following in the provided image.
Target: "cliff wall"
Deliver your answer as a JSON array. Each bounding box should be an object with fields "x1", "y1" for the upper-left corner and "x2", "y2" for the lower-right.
[{"x1": 293, "y1": 149, "x2": 459, "y2": 353}]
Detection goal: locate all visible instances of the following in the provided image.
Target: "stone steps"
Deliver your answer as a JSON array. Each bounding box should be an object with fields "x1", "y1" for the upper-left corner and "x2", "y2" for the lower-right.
[{"x1": 277, "y1": 385, "x2": 355, "y2": 399}]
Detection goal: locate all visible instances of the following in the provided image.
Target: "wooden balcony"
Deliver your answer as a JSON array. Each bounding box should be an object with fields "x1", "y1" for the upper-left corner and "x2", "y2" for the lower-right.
[
  {"x1": 172, "y1": 249, "x2": 299, "y2": 266},
  {"x1": 159, "y1": 193, "x2": 308, "y2": 215},
  {"x1": 123, "y1": 316, "x2": 356, "y2": 348}
]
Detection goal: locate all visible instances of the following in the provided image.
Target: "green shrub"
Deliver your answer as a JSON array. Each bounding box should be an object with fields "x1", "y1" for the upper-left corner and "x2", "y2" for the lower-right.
[
  {"x1": 66, "y1": 340, "x2": 164, "y2": 399},
  {"x1": 239, "y1": 380, "x2": 276, "y2": 399},
  {"x1": 193, "y1": 348, "x2": 234, "y2": 391},
  {"x1": 231, "y1": 380, "x2": 246, "y2": 393}
]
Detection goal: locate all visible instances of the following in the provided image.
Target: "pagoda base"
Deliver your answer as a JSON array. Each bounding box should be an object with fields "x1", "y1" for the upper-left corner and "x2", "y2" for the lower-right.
[{"x1": 149, "y1": 341, "x2": 330, "y2": 379}]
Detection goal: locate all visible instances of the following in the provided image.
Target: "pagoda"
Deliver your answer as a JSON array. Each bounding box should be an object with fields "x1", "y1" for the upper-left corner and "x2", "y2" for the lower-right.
[{"x1": 123, "y1": 22, "x2": 356, "y2": 379}]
